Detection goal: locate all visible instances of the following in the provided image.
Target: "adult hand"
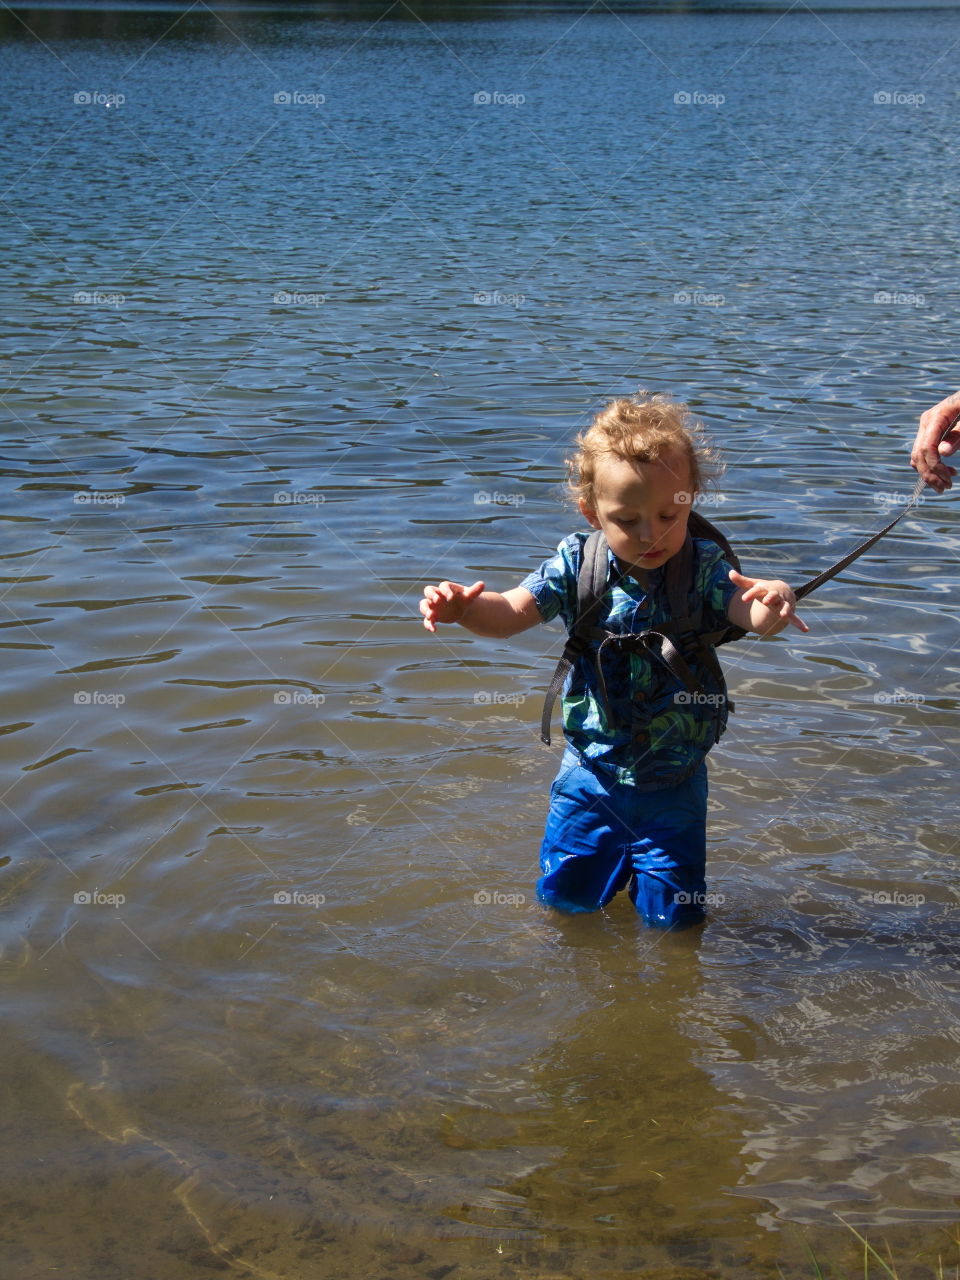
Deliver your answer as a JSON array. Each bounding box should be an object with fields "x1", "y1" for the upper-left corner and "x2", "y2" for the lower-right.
[{"x1": 911, "y1": 392, "x2": 960, "y2": 493}]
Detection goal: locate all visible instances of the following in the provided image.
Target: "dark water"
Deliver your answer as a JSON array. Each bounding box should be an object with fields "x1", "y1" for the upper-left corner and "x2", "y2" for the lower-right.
[{"x1": 1, "y1": 3, "x2": 959, "y2": 1278}]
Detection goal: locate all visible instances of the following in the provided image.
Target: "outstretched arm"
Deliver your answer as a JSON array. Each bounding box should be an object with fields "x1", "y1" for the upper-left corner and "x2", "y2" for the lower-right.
[
  {"x1": 726, "y1": 570, "x2": 809, "y2": 637},
  {"x1": 911, "y1": 393, "x2": 960, "y2": 493},
  {"x1": 420, "y1": 581, "x2": 542, "y2": 639}
]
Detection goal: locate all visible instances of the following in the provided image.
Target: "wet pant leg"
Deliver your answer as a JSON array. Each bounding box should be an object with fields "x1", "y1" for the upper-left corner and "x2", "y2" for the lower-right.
[
  {"x1": 623, "y1": 766, "x2": 708, "y2": 927},
  {"x1": 537, "y1": 750, "x2": 709, "y2": 927}
]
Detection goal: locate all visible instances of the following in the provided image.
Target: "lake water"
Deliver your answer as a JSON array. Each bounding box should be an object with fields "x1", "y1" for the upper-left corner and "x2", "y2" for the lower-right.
[{"x1": 1, "y1": 3, "x2": 959, "y2": 1277}]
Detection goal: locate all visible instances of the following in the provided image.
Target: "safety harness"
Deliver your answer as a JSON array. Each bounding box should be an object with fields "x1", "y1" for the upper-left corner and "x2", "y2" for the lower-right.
[{"x1": 540, "y1": 476, "x2": 926, "y2": 746}]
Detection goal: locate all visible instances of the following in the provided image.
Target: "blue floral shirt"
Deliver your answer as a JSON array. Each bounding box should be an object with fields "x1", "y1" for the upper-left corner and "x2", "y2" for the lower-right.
[{"x1": 521, "y1": 532, "x2": 740, "y2": 789}]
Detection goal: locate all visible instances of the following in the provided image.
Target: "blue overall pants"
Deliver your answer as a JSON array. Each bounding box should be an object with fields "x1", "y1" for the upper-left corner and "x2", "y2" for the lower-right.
[{"x1": 537, "y1": 748, "x2": 709, "y2": 928}]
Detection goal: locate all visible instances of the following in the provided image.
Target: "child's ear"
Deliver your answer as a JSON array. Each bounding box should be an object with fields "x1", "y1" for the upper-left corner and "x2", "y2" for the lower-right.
[{"x1": 578, "y1": 497, "x2": 601, "y2": 530}]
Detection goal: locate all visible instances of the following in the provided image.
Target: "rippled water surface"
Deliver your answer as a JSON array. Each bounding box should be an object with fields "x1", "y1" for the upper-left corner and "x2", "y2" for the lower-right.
[{"x1": 2, "y1": 3, "x2": 960, "y2": 1277}]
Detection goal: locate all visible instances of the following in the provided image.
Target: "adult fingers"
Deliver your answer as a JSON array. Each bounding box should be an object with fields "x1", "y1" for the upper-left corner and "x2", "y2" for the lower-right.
[{"x1": 913, "y1": 397, "x2": 960, "y2": 488}]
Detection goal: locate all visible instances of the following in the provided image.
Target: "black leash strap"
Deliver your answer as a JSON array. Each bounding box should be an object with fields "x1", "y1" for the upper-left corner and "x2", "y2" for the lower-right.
[{"x1": 794, "y1": 473, "x2": 926, "y2": 601}]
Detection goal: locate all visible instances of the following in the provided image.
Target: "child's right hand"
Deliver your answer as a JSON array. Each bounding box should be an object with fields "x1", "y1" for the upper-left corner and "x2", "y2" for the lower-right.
[{"x1": 420, "y1": 580, "x2": 485, "y2": 632}]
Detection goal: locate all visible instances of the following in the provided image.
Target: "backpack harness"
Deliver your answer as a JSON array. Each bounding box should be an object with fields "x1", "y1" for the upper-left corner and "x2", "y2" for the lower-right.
[{"x1": 540, "y1": 476, "x2": 926, "y2": 746}]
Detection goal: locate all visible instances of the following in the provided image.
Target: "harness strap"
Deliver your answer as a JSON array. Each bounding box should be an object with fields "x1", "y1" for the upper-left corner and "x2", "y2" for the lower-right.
[
  {"x1": 794, "y1": 473, "x2": 926, "y2": 600},
  {"x1": 540, "y1": 531, "x2": 723, "y2": 745},
  {"x1": 594, "y1": 628, "x2": 700, "y2": 725},
  {"x1": 665, "y1": 534, "x2": 695, "y2": 626},
  {"x1": 540, "y1": 646, "x2": 578, "y2": 746},
  {"x1": 540, "y1": 530, "x2": 621, "y2": 746}
]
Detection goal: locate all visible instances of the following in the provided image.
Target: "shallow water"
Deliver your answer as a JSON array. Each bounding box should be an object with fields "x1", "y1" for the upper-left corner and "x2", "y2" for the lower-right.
[{"x1": 1, "y1": 2, "x2": 959, "y2": 1277}]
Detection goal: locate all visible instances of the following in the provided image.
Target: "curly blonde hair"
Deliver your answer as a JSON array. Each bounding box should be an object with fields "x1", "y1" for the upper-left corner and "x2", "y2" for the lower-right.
[{"x1": 567, "y1": 392, "x2": 722, "y2": 509}]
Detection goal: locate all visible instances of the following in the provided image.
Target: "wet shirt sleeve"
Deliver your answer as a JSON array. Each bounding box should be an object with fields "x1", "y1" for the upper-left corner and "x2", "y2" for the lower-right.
[
  {"x1": 518, "y1": 534, "x2": 582, "y2": 628},
  {"x1": 696, "y1": 540, "x2": 740, "y2": 630}
]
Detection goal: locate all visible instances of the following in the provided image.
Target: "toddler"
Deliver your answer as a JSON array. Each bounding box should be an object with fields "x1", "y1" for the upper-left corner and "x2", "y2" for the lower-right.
[{"x1": 420, "y1": 394, "x2": 807, "y2": 927}]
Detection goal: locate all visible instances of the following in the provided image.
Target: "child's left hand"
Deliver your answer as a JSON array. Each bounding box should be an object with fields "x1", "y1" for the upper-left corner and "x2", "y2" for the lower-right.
[{"x1": 728, "y1": 569, "x2": 809, "y2": 635}]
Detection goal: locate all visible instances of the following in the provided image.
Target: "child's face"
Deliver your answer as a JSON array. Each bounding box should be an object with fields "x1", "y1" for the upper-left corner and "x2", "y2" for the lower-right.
[{"x1": 578, "y1": 450, "x2": 693, "y2": 575}]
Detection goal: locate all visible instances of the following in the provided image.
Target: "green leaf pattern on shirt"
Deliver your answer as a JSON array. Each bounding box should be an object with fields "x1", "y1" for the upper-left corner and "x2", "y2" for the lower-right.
[{"x1": 521, "y1": 532, "x2": 740, "y2": 789}]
